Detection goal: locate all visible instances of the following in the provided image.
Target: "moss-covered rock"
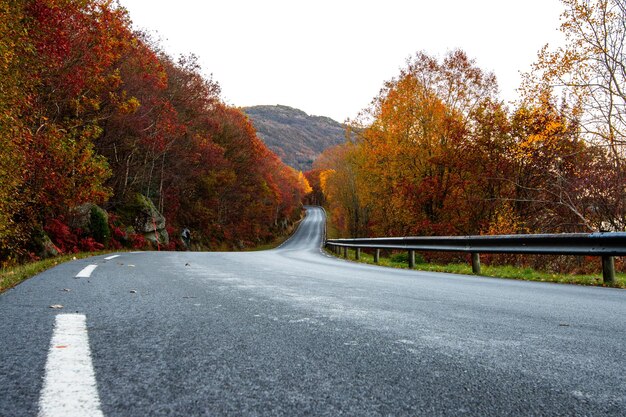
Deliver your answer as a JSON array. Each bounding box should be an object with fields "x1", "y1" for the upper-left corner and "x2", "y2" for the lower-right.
[{"x1": 125, "y1": 194, "x2": 169, "y2": 246}]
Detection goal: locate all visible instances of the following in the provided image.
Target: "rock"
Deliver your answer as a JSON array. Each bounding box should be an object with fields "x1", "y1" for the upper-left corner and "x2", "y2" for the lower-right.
[
  {"x1": 130, "y1": 194, "x2": 169, "y2": 246},
  {"x1": 144, "y1": 227, "x2": 169, "y2": 246},
  {"x1": 69, "y1": 203, "x2": 108, "y2": 229},
  {"x1": 133, "y1": 194, "x2": 165, "y2": 233},
  {"x1": 67, "y1": 203, "x2": 110, "y2": 244},
  {"x1": 39, "y1": 233, "x2": 60, "y2": 258},
  {"x1": 68, "y1": 203, "x2": 94, "y2": 229}
]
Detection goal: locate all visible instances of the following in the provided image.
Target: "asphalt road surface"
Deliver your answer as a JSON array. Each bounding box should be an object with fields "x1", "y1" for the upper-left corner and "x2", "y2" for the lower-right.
[{"x1": 1, "y1": 206, "x2": 625, "y2": 416}]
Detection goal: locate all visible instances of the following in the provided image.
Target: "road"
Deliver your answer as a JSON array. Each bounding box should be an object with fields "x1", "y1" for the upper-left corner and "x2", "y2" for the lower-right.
[{"x1": 1, "y1": 206, "x2": 625, "y2": 416}]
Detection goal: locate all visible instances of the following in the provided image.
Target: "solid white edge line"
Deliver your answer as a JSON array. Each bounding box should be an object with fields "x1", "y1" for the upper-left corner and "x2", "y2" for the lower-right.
[
  {"x1": 76, "y1": 265, "x2": 97, "y2": 278},
  {"x1": 104, "y1": 255, "x2": 120, "y2": 260},
  {"x1": 38, "y1": 314, "x2": 104, "y2": 417}
]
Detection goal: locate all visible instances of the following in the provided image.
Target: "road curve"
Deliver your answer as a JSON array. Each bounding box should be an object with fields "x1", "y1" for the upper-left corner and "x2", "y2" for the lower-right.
[{"x1": 1, "y1": 206, "x2": 626, "y2": 416}]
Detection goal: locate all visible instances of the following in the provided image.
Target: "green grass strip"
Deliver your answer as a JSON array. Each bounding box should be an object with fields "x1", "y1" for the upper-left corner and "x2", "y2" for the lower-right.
[
  {"x1": 0, "y1": 251, "x2": 110, "y2": 294},
  {"x1": 328, "y1": 248, "x2": 626, "y2": 289}
]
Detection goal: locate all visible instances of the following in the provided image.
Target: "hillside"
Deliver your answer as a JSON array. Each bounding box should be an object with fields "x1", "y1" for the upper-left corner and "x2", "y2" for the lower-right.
[{"x1": 243, "y1": 105, "x2": 345, "y2": 171}]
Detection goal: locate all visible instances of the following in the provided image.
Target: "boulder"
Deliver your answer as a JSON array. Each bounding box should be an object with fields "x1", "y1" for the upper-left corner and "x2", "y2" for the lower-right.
[
  {"x1": 69, "y1": 203, "x2": 96, "y2": 230},
  {"x1": 39, "y1": 233, "x2": 60, "y2": 258},
  {"x1": 145, "y1": 227, "x2": 169, "y2": 246},
  {"x1": 132, "y1": 194, "x2": 169, "y2": 246}
]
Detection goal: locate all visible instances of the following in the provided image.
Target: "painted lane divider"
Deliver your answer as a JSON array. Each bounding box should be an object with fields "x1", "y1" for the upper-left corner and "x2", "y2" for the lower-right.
[
  {"x1": 104, "y1": 255, "x2": 120, "y2": 260},
  {"x1": 38, "y1": 314, "x2": 103, "y2": 417},
  {"x1": 76, "y1": 265, "x2": 97, "y2": 278}
]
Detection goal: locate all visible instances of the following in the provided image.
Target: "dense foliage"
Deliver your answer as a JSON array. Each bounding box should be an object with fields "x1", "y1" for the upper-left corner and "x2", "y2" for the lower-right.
[
  {"x1": 0, "y1": 0, "x2": 309, "y2": 265},
  {"x1": 314, "y1": 29, "x2": 624, "y2": 242}
]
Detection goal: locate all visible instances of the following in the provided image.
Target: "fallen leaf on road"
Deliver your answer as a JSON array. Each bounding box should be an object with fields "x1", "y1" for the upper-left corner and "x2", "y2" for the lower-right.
[
  {"x1": 61, "y1": 288, "x2": 71, "y2": 292},
  {"x1": 128, "y1": 264, "x2": 135, "y2": 267},
  {"x1": 49, "y1": 304, "x2": 63, "y2": 309},
  {"x1": 130, "y1": 290, "x2": 137, "y2": 294}
]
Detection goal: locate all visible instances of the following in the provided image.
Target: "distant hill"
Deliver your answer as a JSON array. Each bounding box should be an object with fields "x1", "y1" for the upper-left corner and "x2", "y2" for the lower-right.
[{"x1": 243, "y1": 105, "x2": 345, "y2": 171}]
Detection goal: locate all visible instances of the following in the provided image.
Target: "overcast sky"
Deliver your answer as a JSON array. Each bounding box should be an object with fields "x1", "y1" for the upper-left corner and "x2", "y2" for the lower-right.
[{"x1": 120, "y1": 0, "x2": 565, "y2": 122}]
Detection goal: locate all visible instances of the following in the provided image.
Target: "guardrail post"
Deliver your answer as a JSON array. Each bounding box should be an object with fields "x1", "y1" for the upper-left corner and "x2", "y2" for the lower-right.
[
  {"x1": 343, "y1": 247, "x2": 348, "y2": 258},
  {"x1": 408, "y1": 250, "x2": 415, "y2": 268},
  {"x1": 471, "y1": 253, "x2": 481, "y2": 275},
  {"x1": 602, "y1": 256, "x2": 615, "y2": 284},
  {"x1": 374, "y1": 249, "x2": 380, "y2": 263},
  {"x1": 355, "y1": 248, "x2": 361, "y2": 260}
]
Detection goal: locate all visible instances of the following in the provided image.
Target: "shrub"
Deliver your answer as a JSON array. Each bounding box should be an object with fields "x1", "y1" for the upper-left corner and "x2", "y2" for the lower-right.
[
  {"x1": 129, "y1": 233, "x2": 147, "y2": 249},
  {"x1": 79, "y1": 237, "x2": 104, "y2": 252},
  {"x1": 89, "y1": 206, "x2": 110, "y2": 245},
  {"x1": 390, "y1": 251, "x2": 425, "y2": 264},
  {"x1": 44, "y1": 218, "x2": 79, "y2": 253}
]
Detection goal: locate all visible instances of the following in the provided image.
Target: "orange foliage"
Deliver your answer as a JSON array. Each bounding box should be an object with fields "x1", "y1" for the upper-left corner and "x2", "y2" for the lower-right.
[{"x1": 0, "y1": 0, "x2": 308, "y2": 263}]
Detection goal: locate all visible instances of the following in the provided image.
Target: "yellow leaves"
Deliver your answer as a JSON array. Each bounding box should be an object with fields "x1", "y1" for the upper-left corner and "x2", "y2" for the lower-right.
[
  {"x1": 297, "y1": 171, "x2": 312, "y2": 195},
  {"x1": 117, "y1": 96, "x2": 140, "y2": 115},
  {"x1": 512, "y1": 91, "x2": 573, "y2": 164},
  {"x1": 485, "y1": 202, "x2": 527, "y2": 235},
  {"x1": 319, "y1": 169, "x2": 336, "y2": 199}
]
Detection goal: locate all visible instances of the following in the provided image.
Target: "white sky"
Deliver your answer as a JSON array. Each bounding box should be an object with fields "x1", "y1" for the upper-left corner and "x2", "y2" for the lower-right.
[{"x1": 120, "y1": 0, "x2": 565, "y2": 122}]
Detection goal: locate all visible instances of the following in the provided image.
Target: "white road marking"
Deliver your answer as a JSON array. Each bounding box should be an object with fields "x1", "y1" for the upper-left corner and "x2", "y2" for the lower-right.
[
  {"x1": 104, "y1": 255, "x2": 120, "y2": 260},
  {"x1": 76, "y1": 265, "x2": 97, "y2": 278},
  {"x1": 39, "y1": 314, "x2": 103, "y2": 417}
]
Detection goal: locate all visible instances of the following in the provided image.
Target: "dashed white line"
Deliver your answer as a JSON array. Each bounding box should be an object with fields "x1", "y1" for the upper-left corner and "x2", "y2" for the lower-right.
[
  {"x1": 76, "y1": 265, "x2": 97, "y2": 278},
  {"x1": 104, "y1": 255, "x2": 120, "y2": 260},
  {"x1": 38, "y1": 314, "x2": 103, "y2": 417}
]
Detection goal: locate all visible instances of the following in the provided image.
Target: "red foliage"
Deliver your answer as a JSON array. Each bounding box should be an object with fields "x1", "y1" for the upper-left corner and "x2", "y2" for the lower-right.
[
  {"x1": 129, "y1": 234, "x2": 147, "y2": 250},
  {"x1": 108, "y1": 238, "x2": 123, "y2": 250},
  {"x1": 2, "y1": 0, "x2": 309, "y2": 263},
  {"x1": 44, "y1": 218, "x2": 78, "y2": 254},
  {"x1": 78, "y1": 237, "x2": 104, "y2": 252}
]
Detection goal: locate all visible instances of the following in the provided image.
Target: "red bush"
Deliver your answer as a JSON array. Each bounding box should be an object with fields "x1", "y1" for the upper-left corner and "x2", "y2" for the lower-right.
[
  {"x1": 108, "y1": 237, "x2": 123, "y2": 249},
  {"x1": 111, "y1": 226, "x2": 126, "y2": 240},
  {"x1": 129, "y1": 233, "x2": 147, "y2": 249},
  {"x1": 44, "y1": 218, "x2": 79, "y2": 254},
  {"x1": 79, "y1": 237, "x2": 104, "y2": 252}
]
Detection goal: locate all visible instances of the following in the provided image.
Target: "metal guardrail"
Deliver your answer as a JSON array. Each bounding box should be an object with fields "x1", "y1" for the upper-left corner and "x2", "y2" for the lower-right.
[{"x1": 326, "y1": 232, "x2": 626, "y2": 283}]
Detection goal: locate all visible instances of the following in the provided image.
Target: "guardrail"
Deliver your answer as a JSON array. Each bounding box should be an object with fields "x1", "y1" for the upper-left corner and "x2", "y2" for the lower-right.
[{"x1": 325, "y1": 233, "x2": 626, "y2": 283}]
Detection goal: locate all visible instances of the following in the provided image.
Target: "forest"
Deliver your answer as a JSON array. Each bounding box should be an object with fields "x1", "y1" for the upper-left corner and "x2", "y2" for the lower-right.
[
  {"x1": 2, "y1": 0, "x2": 624, "y2": 271},
  {"x1": 0, "y1": 0, "x2": 311, "y2": 266},
  {"x1": 308, "y1": 0, "x2": 626, "y2": 256}
]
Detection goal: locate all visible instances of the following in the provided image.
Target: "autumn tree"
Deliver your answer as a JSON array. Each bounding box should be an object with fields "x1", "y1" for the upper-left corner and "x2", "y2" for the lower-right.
[
  {"x1": 345, "y1": 50, "x2": 502, "y2": 237},
  {"x1": 0, "y1": 0, "x2": 133, "y2": 261},
  {"x1": 315, "y1": 144, "x2": 370, "y2": 237},
  {"x1": 525, "y1": 0, "x2": 626, "y2": 229},
  {"x1": 303, "y1": 169, "x2": 326, "y2": 206},
  {"x1": 509, "y1": 91, "x2": 602, "y2": 232},
  {"x1": 0, "y1": 0, "x2": 30, "y2": 261},
  {"x1": 0, "y1": 0, "x2": 310, "y2": 263}
]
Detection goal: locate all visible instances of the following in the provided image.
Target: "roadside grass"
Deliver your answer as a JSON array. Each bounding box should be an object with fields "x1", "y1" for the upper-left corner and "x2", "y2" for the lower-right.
[
  {"x1": 1, "y1": 209, "x2": 309, "y2": 293},
  {"x1": 0, "y1": 251, "x2": 111, "y2": 294},
  {"x1": 325, "y1": 218, "x2": 341, "y2": 240},
  {"x1": 328, "y1": 248, "x2": 626, "y2": 289}
]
